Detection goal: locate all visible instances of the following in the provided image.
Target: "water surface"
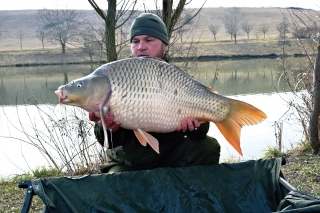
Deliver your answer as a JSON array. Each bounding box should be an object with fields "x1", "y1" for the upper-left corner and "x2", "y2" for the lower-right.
[{"x1": 0, "y1": 58, "x2": 308, "y2": 177}]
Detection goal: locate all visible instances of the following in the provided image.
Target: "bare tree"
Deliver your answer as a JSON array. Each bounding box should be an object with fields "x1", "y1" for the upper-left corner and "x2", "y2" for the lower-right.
[
  {"x1": 78, "y1": 28, "x2": 97, "y2": 62},
  {"x1": 175, "y1": 12, "x2": 194, "y2": 43},
  {"x1": 223, "y1": 7, "x2": 243, "y2": 44},
  {"x1": 17, "y1": 29, "x2": 24, "y2": 50},
  {"x1": 254, "y1": 28, "x2": 260, "y2": 41},
  {"x1": 242, "y1": 22, "x2": 254, "y2": 39},
  {"x1": 277, "y1": 18, "x2": 291, "y2": 47},
  {"x1": 259, "y1": 24, "x2": 269, "y2": 38},
  {"x1": 95, "y1": 26, "x2": 107, "y2": 61},
  {"x1": 160, "y1": 0, "x2": 205, "y2": 44},
  {"x1": 88, "y1": 0, "x2": 204, "y2": 62},
  {"x1": 292, "y1": 21, "x2": 317, "y2": 39},
  {"x1": 36, "y1": 27, "x2": 46, "y2": 49},
  {"x1": 283, "y1": 8, "x2": 320, "y2": 154},
  {"x1": 88, "y1": 0, "x2": 137, "y2": 62},
  {"x1": 208, "y1": 23, "x2": 220, "y2": 41},
  {"x1": 37, "y1": 9, "x2": 85, "y2": 54},
  {"x1": 310, "y1": 43, "x2": 320, "y2": 155}
]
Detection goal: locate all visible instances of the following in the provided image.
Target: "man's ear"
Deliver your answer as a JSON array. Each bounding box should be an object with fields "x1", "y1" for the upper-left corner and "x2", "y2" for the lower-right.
[{"x1": 163, "y1": 44, "x2": 169, "y2": 52}]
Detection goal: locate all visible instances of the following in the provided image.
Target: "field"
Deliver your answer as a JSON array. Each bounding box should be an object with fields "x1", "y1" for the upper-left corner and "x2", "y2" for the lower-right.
[{"x1": 0, "y1": 7, "x2": 316, "y2": 66}]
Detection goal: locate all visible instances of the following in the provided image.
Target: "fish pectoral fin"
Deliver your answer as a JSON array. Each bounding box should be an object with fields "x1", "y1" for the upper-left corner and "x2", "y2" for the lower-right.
[
  {"x1": 216, "y1": 98, "x2": 267, "y2": 156},
  {"x1": 134, "y1": 130, "x2": 148, "y2": 146},
  {"x1": 134, "y1": 129, "x2": 160, "y2": 154},
  {"x1": 100, "y1": 108, "x2": 109, "y2": 149}
]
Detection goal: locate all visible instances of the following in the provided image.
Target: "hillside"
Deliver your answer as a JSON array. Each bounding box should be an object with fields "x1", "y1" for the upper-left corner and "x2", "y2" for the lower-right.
[
  {"x1": 0, "y1": 7, "x2": 316, "y2": 66},
  {"x1": 0, "y1": 7, "x2": 304, "y2": 50}
]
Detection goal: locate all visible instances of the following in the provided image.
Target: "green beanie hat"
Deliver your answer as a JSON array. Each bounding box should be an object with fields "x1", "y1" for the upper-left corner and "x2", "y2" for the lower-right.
[{"x1": 130, "y1": 13, "x2": 169, "y2": 45}]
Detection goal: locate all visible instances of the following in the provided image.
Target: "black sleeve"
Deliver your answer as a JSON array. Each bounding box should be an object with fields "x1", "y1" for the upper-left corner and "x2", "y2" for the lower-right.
[
  {"x1": 94, "y1": 123, "x2": 123, "y2": 148},
  {"x1": 185, "y1": 122, "x2": 210, "y2": 140}
]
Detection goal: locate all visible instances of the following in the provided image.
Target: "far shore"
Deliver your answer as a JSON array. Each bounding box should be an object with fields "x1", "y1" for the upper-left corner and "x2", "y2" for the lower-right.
[
  {"x1": 0, "y1": 38, "x2": 311, "y2": 68},
  {"x1": 0, "y1": 52, "x2": 309, "y2": 68}
]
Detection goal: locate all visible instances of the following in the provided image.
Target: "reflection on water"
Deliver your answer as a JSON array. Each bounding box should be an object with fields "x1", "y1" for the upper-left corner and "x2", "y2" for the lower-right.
[
  {"x1": 0, "y1": 57, "x2": 310, "y2": 105},
  {"x1": 0, "y1": 64, "x2": 95, "y2": 105}
]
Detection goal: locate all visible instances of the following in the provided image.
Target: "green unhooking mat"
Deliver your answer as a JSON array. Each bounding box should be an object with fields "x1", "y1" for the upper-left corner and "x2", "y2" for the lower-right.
[{"x1": 30, "y1": 158, "x2": 291, "y2": 213}]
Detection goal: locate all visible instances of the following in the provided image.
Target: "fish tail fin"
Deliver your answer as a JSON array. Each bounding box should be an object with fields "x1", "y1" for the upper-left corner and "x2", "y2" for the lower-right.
[
  {"x1": 134, "y1": 129, "x2": 160, "y2": 154},
  {"x1": 215, "y1": 99, "x2": 267, "y2": 156}
]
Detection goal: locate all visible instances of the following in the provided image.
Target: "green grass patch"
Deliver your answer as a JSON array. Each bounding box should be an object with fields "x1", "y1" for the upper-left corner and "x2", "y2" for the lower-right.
[{"x1": 264, "y1": 141, "x2": 320, "y2": 197}]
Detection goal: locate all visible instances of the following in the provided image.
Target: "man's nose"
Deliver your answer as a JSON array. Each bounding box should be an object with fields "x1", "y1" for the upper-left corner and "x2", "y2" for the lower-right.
[{"x1": 138, "y1": 41, "x2": 146, "y2": 50}]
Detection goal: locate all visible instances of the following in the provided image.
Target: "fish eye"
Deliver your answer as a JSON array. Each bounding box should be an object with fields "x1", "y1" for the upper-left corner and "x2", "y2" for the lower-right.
[{"x1": 77, "y1": 82, "x2": 82, "y2": 88}]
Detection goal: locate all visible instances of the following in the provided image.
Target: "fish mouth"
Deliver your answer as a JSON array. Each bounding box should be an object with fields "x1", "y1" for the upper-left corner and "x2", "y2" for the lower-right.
[{"x1": 55, "y1": 89, "x2": 70, "y2": 104}]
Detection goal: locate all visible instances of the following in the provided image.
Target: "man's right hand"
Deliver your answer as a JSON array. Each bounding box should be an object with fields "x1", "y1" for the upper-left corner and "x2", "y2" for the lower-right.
[{"x1": 89, "y1": 111, "x2": 121, "y2": 132}]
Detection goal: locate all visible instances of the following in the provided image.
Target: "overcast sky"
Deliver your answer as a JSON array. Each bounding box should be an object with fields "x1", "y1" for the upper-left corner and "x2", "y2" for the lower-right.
[{"x1": 0, "y1": 0, "x2": 319, "y2": 10}]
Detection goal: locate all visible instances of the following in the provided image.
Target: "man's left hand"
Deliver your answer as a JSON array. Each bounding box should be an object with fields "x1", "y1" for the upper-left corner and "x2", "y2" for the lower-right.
[{"x1": 176, "y1": 119, "x2": 200, "y2": 132}]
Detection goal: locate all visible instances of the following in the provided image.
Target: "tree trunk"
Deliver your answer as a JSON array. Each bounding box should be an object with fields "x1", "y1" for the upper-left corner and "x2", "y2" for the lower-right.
[
  {"x1": 162, "y1": 0, "x2": 173, "y2": 34},
  {"x1": 62, "y1": 42, "x2": 66, "y2": 54},
  {"x1": 105, "y1": 0, "x2": 117, "y2": 62},
  {"x1": 309, "y1": 44, "x2": 320, "y2": 155},
  {"x1": 87, "y1": 0, "x2": 117, "y2": 62},
  {"x1": 162, "y1": 0, "x2": 186, "y2": 42}
]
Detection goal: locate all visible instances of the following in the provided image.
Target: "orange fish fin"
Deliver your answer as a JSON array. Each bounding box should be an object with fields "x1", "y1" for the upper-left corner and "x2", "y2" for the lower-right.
[
  {"x1": 134, "y1": 129, "x2": 160, "y2": 154},
  {"x1": 205, "y1": 86, "x2": 218, "y2": 94},
  {"x1": 133, "y1": 130, "x2": 148, "y2": 146},
  {"x1": 216, "y1": 98, "x2": 267, "y2": 156},
  {"x1": 215, "y1": 120, "x2": 242, "y2": 156},
  {"x1": 195, "y1": 81, "x2": 218, "y2": 94}
]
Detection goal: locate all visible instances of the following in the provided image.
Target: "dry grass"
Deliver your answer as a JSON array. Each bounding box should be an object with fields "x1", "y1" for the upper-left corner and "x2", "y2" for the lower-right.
[{"x1": 281, "y1": 142, "x2": 320, "y2": 197}]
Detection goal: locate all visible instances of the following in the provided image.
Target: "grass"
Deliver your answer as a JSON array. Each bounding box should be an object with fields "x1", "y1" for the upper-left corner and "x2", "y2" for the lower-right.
[
  {"x1": 1, "y1": 174, "x2": 46, "y2": 213},
  {"x1": 263, "y1": 146, "x2": 286, "y2": 158},
  {"x1": 279, "y1": 142, "x2": 320, "y2": 197},
  {"x1": 0, "y1": 167, "x2": 66, "y2": 213}
]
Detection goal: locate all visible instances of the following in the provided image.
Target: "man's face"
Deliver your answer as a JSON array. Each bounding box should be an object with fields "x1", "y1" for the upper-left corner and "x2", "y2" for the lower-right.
[{"x1": 131, "y1": 35, "x2": 168, "y2": 59}]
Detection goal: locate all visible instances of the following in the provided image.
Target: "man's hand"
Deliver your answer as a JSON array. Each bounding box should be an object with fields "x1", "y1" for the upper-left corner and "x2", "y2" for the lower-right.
[
  {"x1": 89, "y1": 111, "x2": 121, "y2": 132},
  {"x1": 176, "y1": 119, "x2": 200, "y2": 132}
]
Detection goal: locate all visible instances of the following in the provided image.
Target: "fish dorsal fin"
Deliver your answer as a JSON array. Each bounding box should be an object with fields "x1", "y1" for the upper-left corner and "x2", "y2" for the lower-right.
[
  {"x1": 134, "y1": 129, "x2": 160, "y2": 154},
  {"x1": 205, "y1": 85, "x2": 218, "y2": 94},
  {"x1": 189, "y1": 77, "x2": 218, "y2": 94},
  {"x1": 137, "y1": 56, "x2": 164, "y2": 62}
]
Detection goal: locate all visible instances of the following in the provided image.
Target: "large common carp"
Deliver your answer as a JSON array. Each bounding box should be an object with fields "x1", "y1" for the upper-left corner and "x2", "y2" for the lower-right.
[{"x1": 55, "y1": 57, "x2": 267, "y2": 156}]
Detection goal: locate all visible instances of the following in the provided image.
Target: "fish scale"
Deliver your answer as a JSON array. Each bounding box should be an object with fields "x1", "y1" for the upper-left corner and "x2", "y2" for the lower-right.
[
  {"x1": 55, "y1": 57, "x2": 267, "y2": 155},
  {"x1": 103, "y1": 58, "x2": 227, "y2": 132}
]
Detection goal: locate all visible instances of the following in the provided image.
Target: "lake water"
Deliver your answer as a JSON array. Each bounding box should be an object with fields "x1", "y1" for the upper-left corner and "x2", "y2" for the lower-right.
[{"x1": 0, "y1": 57, "x2": 309, "y2": 177}]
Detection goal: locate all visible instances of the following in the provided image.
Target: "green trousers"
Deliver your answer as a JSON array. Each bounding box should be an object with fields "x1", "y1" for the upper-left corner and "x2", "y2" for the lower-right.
[{"x1": 100, "y1": 135, "x2": 220, "y2": 173}]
